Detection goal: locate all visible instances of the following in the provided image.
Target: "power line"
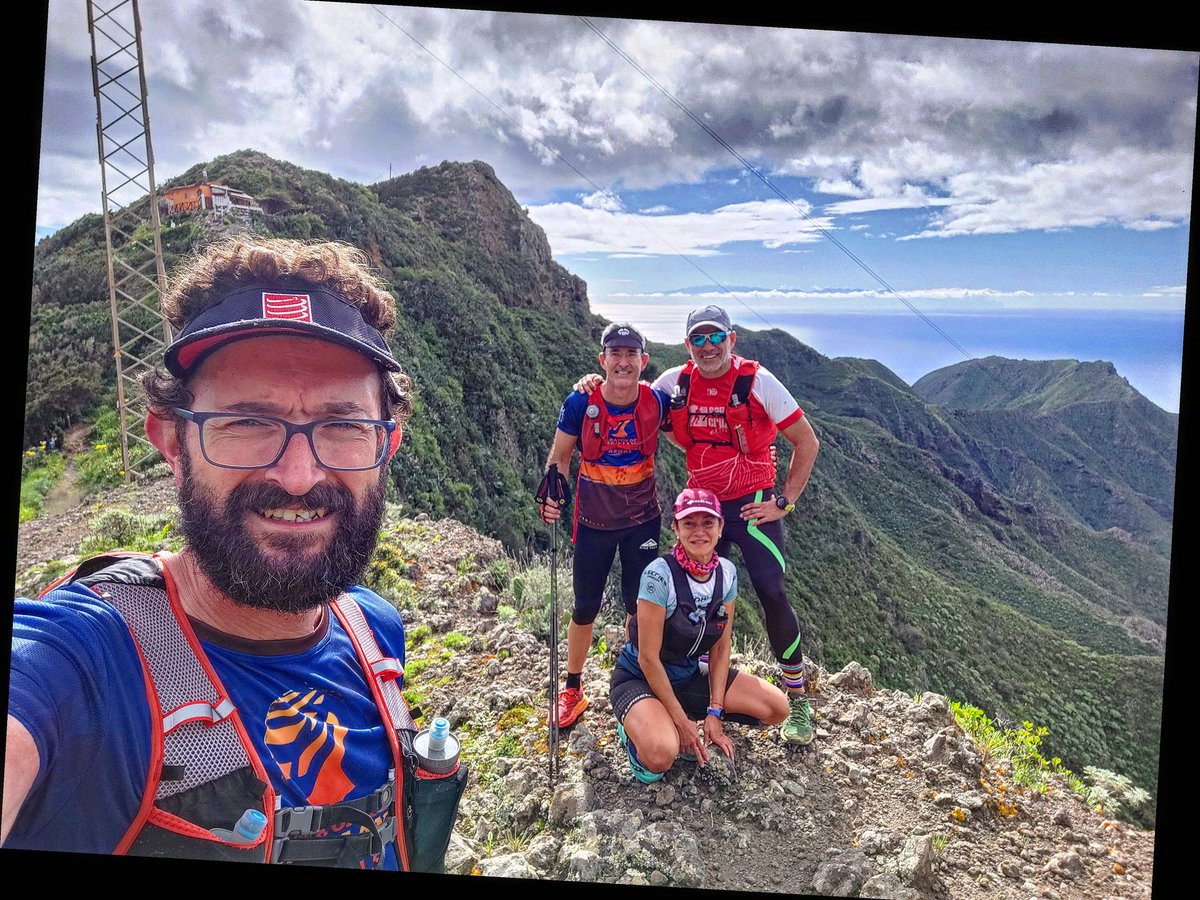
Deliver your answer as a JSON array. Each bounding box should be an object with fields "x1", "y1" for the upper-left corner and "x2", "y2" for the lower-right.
[
  {"x1": 579, "y1": 16, "x2": 985, "y2": 369},
  {"x1": 374, "y1": 7, "x2": 1008, "y2": 392},
  {"x1": 369, "y1": 5, "x2": 778, "y2": 332}
]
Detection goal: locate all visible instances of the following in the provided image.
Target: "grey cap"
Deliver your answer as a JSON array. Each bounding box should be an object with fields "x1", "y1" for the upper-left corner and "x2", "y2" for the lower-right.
[
  {"x1": 686, "y1": 304, "x2": 732, "y2": 335},
  {"x1": 601, "y1": 322, "x2": 646, "y2": 351}
]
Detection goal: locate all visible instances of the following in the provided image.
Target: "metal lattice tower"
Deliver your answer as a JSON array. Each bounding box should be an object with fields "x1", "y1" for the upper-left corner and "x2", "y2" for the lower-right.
[{"x1": 87, "y1": 0, "x2": 171, "y2": 480}]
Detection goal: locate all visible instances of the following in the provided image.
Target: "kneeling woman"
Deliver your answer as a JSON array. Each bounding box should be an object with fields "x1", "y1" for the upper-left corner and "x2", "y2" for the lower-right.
[{"x1": 610, "y1": 487, "x2": 789, "y2": 783}]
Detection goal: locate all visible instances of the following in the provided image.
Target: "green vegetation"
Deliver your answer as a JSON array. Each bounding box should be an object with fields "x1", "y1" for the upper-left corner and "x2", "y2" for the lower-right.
[
  {"x1": 19, "y1": 448, "x2": 65, "y2": 522},
  {"x1": 504, "y1": 561, "x2": 573, "y2": 641},
  {"x1": 78, "y1": 508, "x2": 180, "y2": 558},
  {"x1": 73, "y1": 406, "x2": 160, "y2": 493},
  {"x1": 443, "y1": 631, "x2": 471, "y2": 650},
  {"x1": 26, "y1": 148, "x2": 1171, "y2": 822},
  {"x1": 951, "y1": 700, "x2": 1151, "y2": 827}
]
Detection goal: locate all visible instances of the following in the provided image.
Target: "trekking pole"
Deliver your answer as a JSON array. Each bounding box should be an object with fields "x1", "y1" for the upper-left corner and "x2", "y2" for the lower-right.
[
  {"x1": 549, "y1": 500, "x2": 560, "y2": 790},
  {"x1": 536, "y1": 463, "x2": 569, "y2": 790}
]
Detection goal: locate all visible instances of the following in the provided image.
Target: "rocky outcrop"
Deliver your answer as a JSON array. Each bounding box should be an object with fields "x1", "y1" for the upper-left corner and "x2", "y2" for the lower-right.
[{"x1": 15, "y1": 479, "x2": 1158, "y2": 898}]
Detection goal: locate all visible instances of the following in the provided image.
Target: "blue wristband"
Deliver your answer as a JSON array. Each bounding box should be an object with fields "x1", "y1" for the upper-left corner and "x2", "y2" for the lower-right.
[{"x1": 706, "y1": 706, "x2": 724, "y2": 720}]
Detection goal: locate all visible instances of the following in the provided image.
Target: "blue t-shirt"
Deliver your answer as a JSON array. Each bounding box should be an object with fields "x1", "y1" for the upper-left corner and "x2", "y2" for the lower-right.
[
  {"x1": 557, "y1": 387, "x2": 669, "y2": 531},
  {"x1": 7, "y1": 579, "x2": 406, "y2": 866},
  {"x1": 555, "y1": 387, "x2": 670, "y2": 465},
  {"x1": 617, "y1": 556, "x2": 737, "y2": 683}
]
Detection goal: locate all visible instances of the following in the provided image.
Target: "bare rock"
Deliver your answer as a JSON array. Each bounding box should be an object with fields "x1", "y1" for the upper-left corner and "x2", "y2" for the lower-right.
[
  {"x1": 812, "y1": 848, "x2": 876, "y2": 896},
  {"x1": 478, "y1": 852, "x2": 536, "y2": 879},
  {"x1": 443, "y1": 831, "x2": 482, "y2": 876},
  {"x1": 549, "y1": 782, "x2": 595, "y2": 826},
  {"x1": 567, "y1": 848, "x2": 602, "y2": 881},
  {"x1": 897, "y1": 834, "x2": 935, "y2": 886},
  {"x1": 1046, "y1": 850, "x2": 1086, "y2": 879},
  {"x1": 828, "y1": 661, "x2": 875, "y2": 695}
]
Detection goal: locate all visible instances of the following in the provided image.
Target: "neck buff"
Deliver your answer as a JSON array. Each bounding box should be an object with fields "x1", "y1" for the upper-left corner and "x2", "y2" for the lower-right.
[{"x1": 673, "y1": 541, "x2": 719, "y2": 580}]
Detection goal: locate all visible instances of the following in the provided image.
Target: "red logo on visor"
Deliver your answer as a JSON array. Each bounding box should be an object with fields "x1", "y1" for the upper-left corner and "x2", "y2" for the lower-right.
[{"x1": 262, "y1": 292, "x2": 313, "y2": 322}]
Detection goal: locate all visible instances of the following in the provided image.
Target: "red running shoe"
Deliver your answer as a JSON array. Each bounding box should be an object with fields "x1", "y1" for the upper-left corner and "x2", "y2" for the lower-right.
[{"x1": 553, "y1": 686, "x2": 589, "y2": 728}]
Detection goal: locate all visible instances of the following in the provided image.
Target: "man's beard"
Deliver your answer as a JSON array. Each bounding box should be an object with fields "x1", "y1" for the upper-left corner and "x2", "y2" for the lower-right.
[{"x1": 177, "y1": 451, "x2": 387, "y2": 614}]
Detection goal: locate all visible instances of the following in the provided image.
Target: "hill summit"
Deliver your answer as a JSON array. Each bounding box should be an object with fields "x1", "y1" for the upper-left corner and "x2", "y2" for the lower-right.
[{"x1": 22, "y1": 148, "x2": 1174, "y2": 844}]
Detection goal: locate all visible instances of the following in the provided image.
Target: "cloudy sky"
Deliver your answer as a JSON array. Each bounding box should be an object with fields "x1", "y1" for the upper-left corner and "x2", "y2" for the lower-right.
[{"x1": 34, "y1": 3, "x2": 1197, "y2": 411}]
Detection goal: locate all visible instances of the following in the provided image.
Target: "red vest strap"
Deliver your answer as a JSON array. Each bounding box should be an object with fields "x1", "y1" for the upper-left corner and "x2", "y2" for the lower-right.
[
  {"x1": 578, "y1": 383, "x2": 661, "y2": 461},
  {"x1": 330, "y1": 594, "x2": 413, "y2": 871}
]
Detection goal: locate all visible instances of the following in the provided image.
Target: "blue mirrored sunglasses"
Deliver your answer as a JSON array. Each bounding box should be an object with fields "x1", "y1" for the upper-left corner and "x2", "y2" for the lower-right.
[{"x1": 689, "y1": 330, "x2": 728, "y2": 347}]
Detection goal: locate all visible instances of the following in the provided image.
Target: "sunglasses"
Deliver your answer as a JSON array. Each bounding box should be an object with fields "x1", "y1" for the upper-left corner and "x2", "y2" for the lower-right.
[{"x1": 689, "y1": 330, "x2": 729, "y2": 347}]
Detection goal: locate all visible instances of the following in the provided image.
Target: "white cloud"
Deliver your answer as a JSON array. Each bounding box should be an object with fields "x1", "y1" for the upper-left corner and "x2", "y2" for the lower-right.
[
  {"x1": 527, "y1": 198, "x2": 827, "y2": 257},
  {"x1": 900, "y1": 148, "x2": 1194, "y2": 238},
  {"x1": 598, "y1": 285, "x2": 1185, "y2": 314},
  {"x1": 37, "y1": 3, "x2": 1197, "y2": 247}
]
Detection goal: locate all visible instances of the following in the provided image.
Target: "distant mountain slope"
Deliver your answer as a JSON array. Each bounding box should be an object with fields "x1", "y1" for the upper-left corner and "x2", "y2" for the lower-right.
[
  {"x1": 23, "y1": 150, "x2": 1172, "y2": 825},
  {"x1": 912, "y1": 356, "x2": 1177, "y2": 554},
  {"x1": 912, "y1": 356, "x2": 1144, "y2": 413}
]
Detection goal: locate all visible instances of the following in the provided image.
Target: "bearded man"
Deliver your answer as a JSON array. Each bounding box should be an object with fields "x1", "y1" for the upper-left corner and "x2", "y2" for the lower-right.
[{"x1": 4, "y1": 236, "x2": 461, "y2": 871}]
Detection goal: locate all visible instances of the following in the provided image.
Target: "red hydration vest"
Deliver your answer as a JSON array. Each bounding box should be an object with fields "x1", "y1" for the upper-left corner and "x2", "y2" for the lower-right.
[
  {"x1": 571, "y1": 384, "x2": 663, "y2": 539},
  {"x1": 666, "y1": 357, "x2": 776, "y2": 456},
  {"x1": 39, "y1": 553, "x2": 435, "y2": 869},
  {"x1": 578, "y1": 383, "x2": 661, "y2": 461}
]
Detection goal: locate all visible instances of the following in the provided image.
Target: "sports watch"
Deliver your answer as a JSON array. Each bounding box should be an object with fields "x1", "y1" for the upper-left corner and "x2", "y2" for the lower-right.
[{"x1": 775, "y1": 493, "x2": 795, "y2": 513}]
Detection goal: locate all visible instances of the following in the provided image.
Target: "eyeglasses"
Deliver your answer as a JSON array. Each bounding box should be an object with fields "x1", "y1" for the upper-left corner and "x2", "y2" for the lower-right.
[
  {"x1": 174, "y1": 408, "x2": 395, "y2": 471},
  {"x1": 688, "y1": 330, "x2": 728, "y2": 347}
]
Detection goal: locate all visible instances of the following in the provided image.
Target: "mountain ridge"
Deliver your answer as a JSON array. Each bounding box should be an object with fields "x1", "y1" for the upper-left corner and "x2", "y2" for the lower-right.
[{"x1": 20, "y1": 148, "x2": 1173, "y2": 827}]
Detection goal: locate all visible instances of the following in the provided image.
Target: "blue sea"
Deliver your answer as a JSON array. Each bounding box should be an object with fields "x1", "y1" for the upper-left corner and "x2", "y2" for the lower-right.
[{"x1": 762, "y1": 309, "x2": 1186, "y2": 415}]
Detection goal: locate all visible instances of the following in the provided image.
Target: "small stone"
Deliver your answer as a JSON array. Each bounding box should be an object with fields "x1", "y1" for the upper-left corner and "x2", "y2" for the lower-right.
[
  {"x1": 478, "y1": 852, "x2": 537, "y2": 879},
  {"x1": 476, "y1": 588, "x2": 498, "y2": 614},
  {"x1": 782, "y1": 779, "x2": 805, "y2": 798},
  {"x1": 860, "y1": 873, "x2": 905, "y2": 898},
  {"x1": 567, "y1": 848, "x2": 601, "y2": 882},
  {"x1": 827, "y1": 661, "x2": 875, "y2": 694},
  {"x1": 1045, "y1": 850, "x2": 1085, "y2": 879},
  {"x1": 549, "y1": 782, "x2": 595, "y2": 826},
  {"x1": 897, "y1": 834, "x2": 935, "y2": 886},
  {"x1": 1000, "y1": 859, "x2": 1024, "y2": 879},
  {"x1": 923, "y1": 733, "x2": 947, "y2": 761},
  {"x1": 812, "y1": 849, "x2": 875, "y2": 896}
]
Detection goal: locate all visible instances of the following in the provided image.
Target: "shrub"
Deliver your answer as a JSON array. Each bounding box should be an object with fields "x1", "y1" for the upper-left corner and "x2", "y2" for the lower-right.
[
  {"x1": 19, "y1": 451, "x2": 66, "y2": 522},
  {"x1": 77, "y1": 508, "x2": 179, "y2": 557}
]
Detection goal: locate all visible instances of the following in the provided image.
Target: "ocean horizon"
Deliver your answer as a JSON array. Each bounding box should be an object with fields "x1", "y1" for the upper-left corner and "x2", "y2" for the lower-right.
[
  {"x1": 771, "y1": 309, "x2": 1185, "y2": 415},
  {"x1": 598, "y1": 303, "x2": 1186, "y2": 415}
]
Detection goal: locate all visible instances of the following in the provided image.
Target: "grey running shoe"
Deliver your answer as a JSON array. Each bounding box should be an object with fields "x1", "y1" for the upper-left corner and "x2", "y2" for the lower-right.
[{"x1": 780, "y1": 693, "x2": 814, "y2": 745}]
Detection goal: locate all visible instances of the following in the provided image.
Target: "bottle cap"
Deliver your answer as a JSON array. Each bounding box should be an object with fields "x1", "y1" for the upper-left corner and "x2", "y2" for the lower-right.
[
  {"x1": 413, "y1": 720, "x2": 460, "y2": 775},
  {"x1": 236, "y1": 809, "x2": 268, "y2": 840}
]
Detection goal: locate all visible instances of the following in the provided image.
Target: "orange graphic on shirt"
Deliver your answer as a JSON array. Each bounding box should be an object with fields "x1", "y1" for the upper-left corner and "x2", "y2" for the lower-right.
[
  {"x1": 610, "y1": 418, "x2": 634, "y2": 441},
  {"x1": 265, "y1": 688, "x2": 355, "y2": 805}
]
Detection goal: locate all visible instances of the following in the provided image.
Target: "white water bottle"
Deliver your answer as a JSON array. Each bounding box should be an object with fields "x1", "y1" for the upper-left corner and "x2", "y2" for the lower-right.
[
  {"x1": 413, "y1": 716, "x2": 460, "y2": 775},
  {"x1": 212, "y1": 808, "x2": 268, "y2": 844}
]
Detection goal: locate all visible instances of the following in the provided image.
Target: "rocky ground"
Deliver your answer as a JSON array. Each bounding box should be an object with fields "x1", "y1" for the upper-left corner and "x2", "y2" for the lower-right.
[{"x1": 14, "y1": 473, "x2": 1161, "y2": 898}]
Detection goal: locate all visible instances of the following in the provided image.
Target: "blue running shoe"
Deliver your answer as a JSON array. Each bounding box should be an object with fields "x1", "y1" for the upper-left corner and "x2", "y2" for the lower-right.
[{"x1": 617, "y1": 723, "x2": 663, "y2": 784}]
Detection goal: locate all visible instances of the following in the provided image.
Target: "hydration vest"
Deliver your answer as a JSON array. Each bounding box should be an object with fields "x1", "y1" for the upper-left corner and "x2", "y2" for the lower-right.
[
  {"x1": 665, "y1": 357, "x2": 776, "y2": 456},
  {"x1": 39, "y1": 553, "x2": 426, "y2": 869},
  {"x1": 629, "y1": 554, "x2": 729, "y2": 667},
  {"x1": 578, "y1": 383, "x2": 661, "y2": 461}
]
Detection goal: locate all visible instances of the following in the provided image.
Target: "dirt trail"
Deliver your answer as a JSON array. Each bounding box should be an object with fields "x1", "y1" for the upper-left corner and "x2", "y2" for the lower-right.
[
  {"x1": 36, "y1": 424, "x2": 91, "y2": 519},
  {"x1": 39, "y1": 462, "x2": 84, "y2": 519}
]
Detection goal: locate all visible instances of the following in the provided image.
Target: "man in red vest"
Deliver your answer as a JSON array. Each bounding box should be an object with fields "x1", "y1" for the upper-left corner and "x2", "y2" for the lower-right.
[
  {"x1": 537, "y1": 322, "x2": 670, "y2": 729},
  {"x1": 651, "y1": 304, "x2": 821, "y2": 745}
]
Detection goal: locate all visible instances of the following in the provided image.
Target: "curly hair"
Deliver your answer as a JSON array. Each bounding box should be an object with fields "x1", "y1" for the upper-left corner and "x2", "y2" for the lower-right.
[{"x1": 143, "y1": 235, "x2": 412, "y2": 426}]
